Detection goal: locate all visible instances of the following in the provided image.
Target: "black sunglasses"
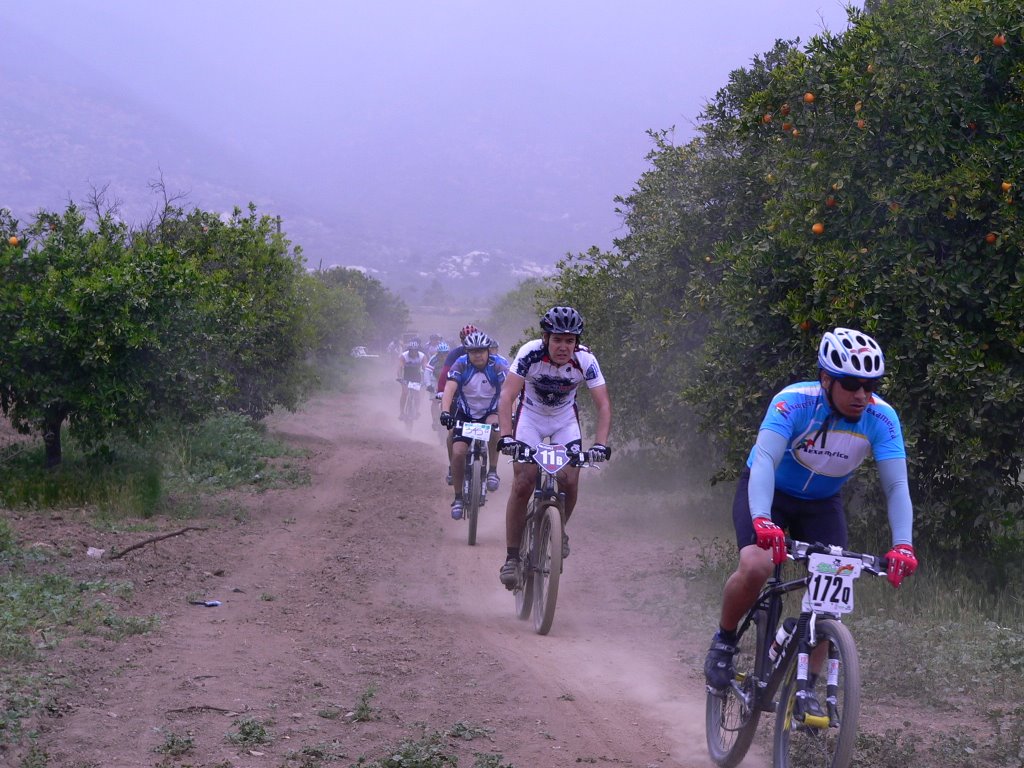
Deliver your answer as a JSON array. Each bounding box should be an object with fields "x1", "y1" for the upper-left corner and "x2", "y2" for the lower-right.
[{"x1": 835, "y1": 376, "x2": 882, "y2": 393}]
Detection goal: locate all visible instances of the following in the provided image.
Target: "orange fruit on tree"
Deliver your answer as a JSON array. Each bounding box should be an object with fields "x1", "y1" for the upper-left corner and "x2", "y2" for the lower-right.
[
  {"x1": 763, "y1": 113, "x2": 773, "y2": 124},
  {"x1": 780, "y1": 103, "x2": 791, "y2": 116},
  {"x1": 799, "y1": 320, "x2": 812, "y2": 332},
  {"x1": 825, "y1": 196, "x2": 837, "y2": 208},
  {"x1": 811, "y1": 222, "x2": 825, "y2": 235},
  {"x1": 803, "y1": 92, "x2": 815, "y2": 103},
  {"x1": 1001, "y1": 181, "x2": 1012, "y2": 192},
  {"x1": 866, "y1": 63, "x2": 876, "y2": 74},
  {"x1": 7, "y1": 236, "x2": 18, "y2": 246},
  {"x1": 856, "y1": 119, "x2": 867, "y2": 130},
  {"x1": 993, "y1": 33, "x2": 1007, "y2": 47},
  {"x1": 782, "y1": 122, "x2": 793, "y2": 131},
  {"x1": 985, "y1": 232, "x2": 998, "y2": 244},
  {"x1": 792, "y1": 128, "x2": 800, "y2": 137}
]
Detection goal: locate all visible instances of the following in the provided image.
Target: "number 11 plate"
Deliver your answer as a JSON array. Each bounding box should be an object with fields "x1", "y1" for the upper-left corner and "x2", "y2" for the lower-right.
[{"x1": 803, "y1": 553, "x2": 863, "y2": 615}]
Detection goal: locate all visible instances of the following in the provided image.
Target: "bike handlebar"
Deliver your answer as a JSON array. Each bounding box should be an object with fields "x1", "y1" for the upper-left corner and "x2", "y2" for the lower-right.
[
  {"x1": 509, "y1": 444, "x2": 604, "y2": 468},
  {"x1": 785, "y1": 538, "x2": 888, "y2": 576}
]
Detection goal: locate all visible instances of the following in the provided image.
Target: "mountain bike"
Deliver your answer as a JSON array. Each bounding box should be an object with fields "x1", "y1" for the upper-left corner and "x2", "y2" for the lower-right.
[
  {"x1": 705, "y1": 539, "x2": 889, "y2": 768},
  {"x1": 455, "y1": 419, "x2": 491, "y2": 546},
  {"x1": 397, "y1": 379, "x2": 421, "y2": 430},
  {"x1": 511, "y1": 442, "x2": 599, "y2": 635}
]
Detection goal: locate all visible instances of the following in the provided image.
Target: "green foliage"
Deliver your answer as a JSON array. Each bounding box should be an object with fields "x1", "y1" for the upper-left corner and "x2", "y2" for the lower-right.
[
  {"x1": 0, "y1": 439, "x2": 162, "y2": 516},
  {"x1": 153, "y1": 730, "x2": 194, "y2": 756},
  {"x1": 319, "y1": 267, "x2": 410, "y2": 350},
  {"x1": 353, "y1": 729, "x2": 457, "y2": 768},
  {"x1": 553, "y1": 0, "x2": 1024, "y2": 556},
  {"x1": 351, "y1": 683, "x2": 379, "y2": 722},
  {"x1": 483, "y1": 277, "x2": 552, "y2": 356},
  {"x1": 227, "y1": 717, "x2": 272, "y2": 747},
  {"x1": 0, "y1": 203, "x2": 208, "y2": 466},
  {"x1": 0, "y1": 198, "x2": 345, "y2": 468},
  {"x1": 158, "y1": 412, "x2": 300, "y2": 490}
]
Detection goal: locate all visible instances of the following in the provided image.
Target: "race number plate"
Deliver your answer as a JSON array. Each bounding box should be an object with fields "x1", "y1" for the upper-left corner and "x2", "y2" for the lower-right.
[
  {"x1": 802, "y1": 553, "x2": 863, "y2": 615},
  {"x1": 406, "y1": 381, "x2": 422, "y2": 391},
  {"x1": 534, "y1": 443, "x2": 569, "y2": 475},
  {"x1": 461, "y1": 421, "x2": 492, "y2": 442}
]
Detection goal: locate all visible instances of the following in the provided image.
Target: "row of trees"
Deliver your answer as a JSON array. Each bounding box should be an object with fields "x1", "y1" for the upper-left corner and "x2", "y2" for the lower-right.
[
  {"x1": 546, "y1": 0, "x2": 1023, "y2": 557},
  {"x1": 0, "y1": 198, "x2": 408, "y2": 467}
]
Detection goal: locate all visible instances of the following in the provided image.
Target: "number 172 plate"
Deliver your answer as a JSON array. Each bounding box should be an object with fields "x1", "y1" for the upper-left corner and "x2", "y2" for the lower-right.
[{"x1": 802, "y1": 553, "x2": 863, "y2": 615}]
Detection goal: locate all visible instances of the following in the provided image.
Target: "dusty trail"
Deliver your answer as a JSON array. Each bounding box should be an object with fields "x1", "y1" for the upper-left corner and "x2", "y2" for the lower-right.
[{"x1": 17, "y1": 373, "x2": 719, "y2": 767}]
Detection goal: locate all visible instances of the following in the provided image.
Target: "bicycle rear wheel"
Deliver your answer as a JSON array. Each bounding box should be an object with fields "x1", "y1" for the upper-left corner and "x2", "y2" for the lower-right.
[
  {"x1": 706, "y1": 609, "x2": 765, "y2": 768},
  {"x1": 514, "y1": 501, "x2": 535, "y2": 620},
  {"x1": 773, "y1": 619, "x2": 860, "y2": 768},
  {"x1": 466, "y1": 451, "x2": 481, "y2": 546},
  {"x1": 531, "y1": 504, "x2": 562, "y2": 635}
]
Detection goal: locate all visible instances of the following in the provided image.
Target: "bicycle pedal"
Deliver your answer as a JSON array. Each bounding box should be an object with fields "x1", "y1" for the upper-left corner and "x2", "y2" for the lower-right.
[{"x1": 798, "y1": 714, "x2": 830, "y2": 730}]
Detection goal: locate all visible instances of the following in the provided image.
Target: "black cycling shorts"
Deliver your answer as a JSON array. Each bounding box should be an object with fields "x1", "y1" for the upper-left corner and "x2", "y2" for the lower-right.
[{"x1": 732, "y1": 469, "x2": 847, "y2": 551}]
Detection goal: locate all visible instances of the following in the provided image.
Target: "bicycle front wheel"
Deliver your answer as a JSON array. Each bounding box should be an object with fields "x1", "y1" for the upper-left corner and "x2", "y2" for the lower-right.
[
  {"x1": 773, "y1": 618, "x2": 860, "y2": 768},
  {"x1": 706, "y1": 609, "x2": 765, "y2": 768},
  {"x1": 466, "y1": 452, "x2": 481, "y2": 546},
  {"x1": 514, "y1": 501, "x2": 536, "y2": 620},
  {"x1": 531, "y1": 504, "x2": 563, "y2": 635}
]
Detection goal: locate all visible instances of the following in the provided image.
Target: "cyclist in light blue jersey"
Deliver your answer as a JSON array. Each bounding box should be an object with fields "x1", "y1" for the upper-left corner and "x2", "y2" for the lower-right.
[{"x1": 704, "y1": 328, "x2": 919, "y2": 711}]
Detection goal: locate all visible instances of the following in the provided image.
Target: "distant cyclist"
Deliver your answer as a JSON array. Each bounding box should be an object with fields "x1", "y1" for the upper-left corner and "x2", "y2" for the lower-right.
[
  {"x1": 426, "y1": 340, "x2": 450, "y2": 429},
  {"x1": 703, "y1": 328, "x2": 917, "y2": 719},
  {"x1": 439, "y1": 331, "x2": 508, "y2": 519},
  {"x1": 395, "y1": 338, "x2": 426, "y2": 420},
  {"x1": 436, "y1": 324, "x2": 479, "y2": 390},
  {"x1": 496, "y1": 306, "x2": 612, "y2": 588},
  {"x1": 488, "y1": 337, "x2": 510, "y2": 367}
]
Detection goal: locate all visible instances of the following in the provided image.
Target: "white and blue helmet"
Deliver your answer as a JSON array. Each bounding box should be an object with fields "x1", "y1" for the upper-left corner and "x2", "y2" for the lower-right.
[{"x1": 818, "y1": 328, "x2": 885, "y2": 378}]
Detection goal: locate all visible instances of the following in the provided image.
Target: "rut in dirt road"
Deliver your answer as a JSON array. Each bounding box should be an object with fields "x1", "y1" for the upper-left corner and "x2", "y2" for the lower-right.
[{"x1": 22, "y1": 387, "x2": 717, "y2": 768}]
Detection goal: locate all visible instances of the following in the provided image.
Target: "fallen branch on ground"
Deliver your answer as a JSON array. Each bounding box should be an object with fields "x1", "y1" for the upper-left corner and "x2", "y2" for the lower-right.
[{"x1": 109, "y1": 526, "x2": 209, "y2": 560}]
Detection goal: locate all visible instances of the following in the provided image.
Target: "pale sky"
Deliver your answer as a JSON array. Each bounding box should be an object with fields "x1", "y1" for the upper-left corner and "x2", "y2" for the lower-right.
[{"x1": 3, "y1": 1, "x2": 862, "y2": 266}]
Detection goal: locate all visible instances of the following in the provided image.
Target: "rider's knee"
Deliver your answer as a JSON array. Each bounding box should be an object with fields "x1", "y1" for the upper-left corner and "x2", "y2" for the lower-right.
[{"x1": 736, "y1": 545, "x2": 773, "y2": 582}]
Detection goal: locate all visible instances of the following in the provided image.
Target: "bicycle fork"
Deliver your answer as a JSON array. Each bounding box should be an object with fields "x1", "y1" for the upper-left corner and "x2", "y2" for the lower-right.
[{"x1": 791, "y1": 613, "x2": 833, "y2": 730}]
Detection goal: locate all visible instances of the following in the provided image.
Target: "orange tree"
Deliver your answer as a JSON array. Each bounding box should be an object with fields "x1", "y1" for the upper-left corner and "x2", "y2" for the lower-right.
[
  {"x1": 687, "y1": 0, "x2": 1023, "y2": 557},
  {"x1": 551, "y1": 42, "x2": 798, "y2": 446},
  {"x1": 0, "y1": 204, "x2": 209, "y2": 466},
  {"x1": 553, "y1": 0, "x2": 1022, "y2": 558},
  {"x1": 0, "y1": 201, "x2": 339, "y2": 467}
]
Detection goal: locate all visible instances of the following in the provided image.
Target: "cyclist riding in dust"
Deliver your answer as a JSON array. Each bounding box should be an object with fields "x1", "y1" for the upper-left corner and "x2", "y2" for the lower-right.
[
  {"x1": 704, "y1": 328, "x2": 918, "y2": 718},
  {"x1": 439, "y1": 331, "x2": 509, "y2": 520},
  {"x1": 496, "y1": 306, "x2": 612, "y2": 588},
  {"x1": 395, "y1": 338, "x2": 426, "y2": 420}
]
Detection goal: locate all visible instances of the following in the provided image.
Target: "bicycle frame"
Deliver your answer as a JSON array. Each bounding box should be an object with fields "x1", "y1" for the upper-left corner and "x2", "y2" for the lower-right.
[
  {"x1": 734, "y1": 541, "x2": 885, "y2": 712},
  {"x1": 706, "y1": 538, "x2": 888, "y2": 768}
]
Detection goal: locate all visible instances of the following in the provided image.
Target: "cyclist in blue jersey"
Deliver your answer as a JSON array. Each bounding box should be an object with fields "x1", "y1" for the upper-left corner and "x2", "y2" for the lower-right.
[
  {"x1": 439, "y1": 331, "x2": 509, "y2": 519},
  {"x1": 704, "y1": 328, "x2": 919, "y2": 714}
]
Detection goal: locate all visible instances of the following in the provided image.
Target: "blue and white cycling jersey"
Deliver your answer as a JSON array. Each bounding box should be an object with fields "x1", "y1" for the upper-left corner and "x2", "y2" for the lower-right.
[{"x1": 746, "y1": 381, "x2": 906, "y2": 500}]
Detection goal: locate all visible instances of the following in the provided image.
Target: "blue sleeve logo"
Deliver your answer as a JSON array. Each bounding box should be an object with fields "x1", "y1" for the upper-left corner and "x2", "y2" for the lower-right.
[{"x1": 585, "y1": 363, "x2": 599, "y2": 381}]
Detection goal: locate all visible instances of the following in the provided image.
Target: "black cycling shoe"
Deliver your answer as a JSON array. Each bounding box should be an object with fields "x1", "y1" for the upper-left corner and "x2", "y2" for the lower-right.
[
  {"x1": 704, "y1": 631, "x2": 738, "y2": 690},
  {"x1": 499, "y1": 558, "x2": 519, "y2": 589},
  {"x1": 795, "y1": 689, "x2": 826, "y2": 721}
]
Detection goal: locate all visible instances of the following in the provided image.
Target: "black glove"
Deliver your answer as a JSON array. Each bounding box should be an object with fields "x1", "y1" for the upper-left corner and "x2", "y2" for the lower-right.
[
  {"x1": 589, "y1": 444, "x2": 612, "y2": 462},
  {"x1": 439, "y1": 411, "x2": 455, "y2": 429},
  {"x1": 497, "y1": 436, "x2": 519, "y2": 456}
]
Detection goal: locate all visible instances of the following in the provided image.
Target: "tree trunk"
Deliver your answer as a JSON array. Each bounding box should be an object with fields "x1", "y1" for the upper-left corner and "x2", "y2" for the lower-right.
[{"x1": 43, "y1": 412, "x2": 64, "y2": 468}]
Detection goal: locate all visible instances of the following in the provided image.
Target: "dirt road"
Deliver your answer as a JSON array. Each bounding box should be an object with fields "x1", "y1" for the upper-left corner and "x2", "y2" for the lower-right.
[{"x1": 13, "y1": 380, "x2": 725, "y2": 767}]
